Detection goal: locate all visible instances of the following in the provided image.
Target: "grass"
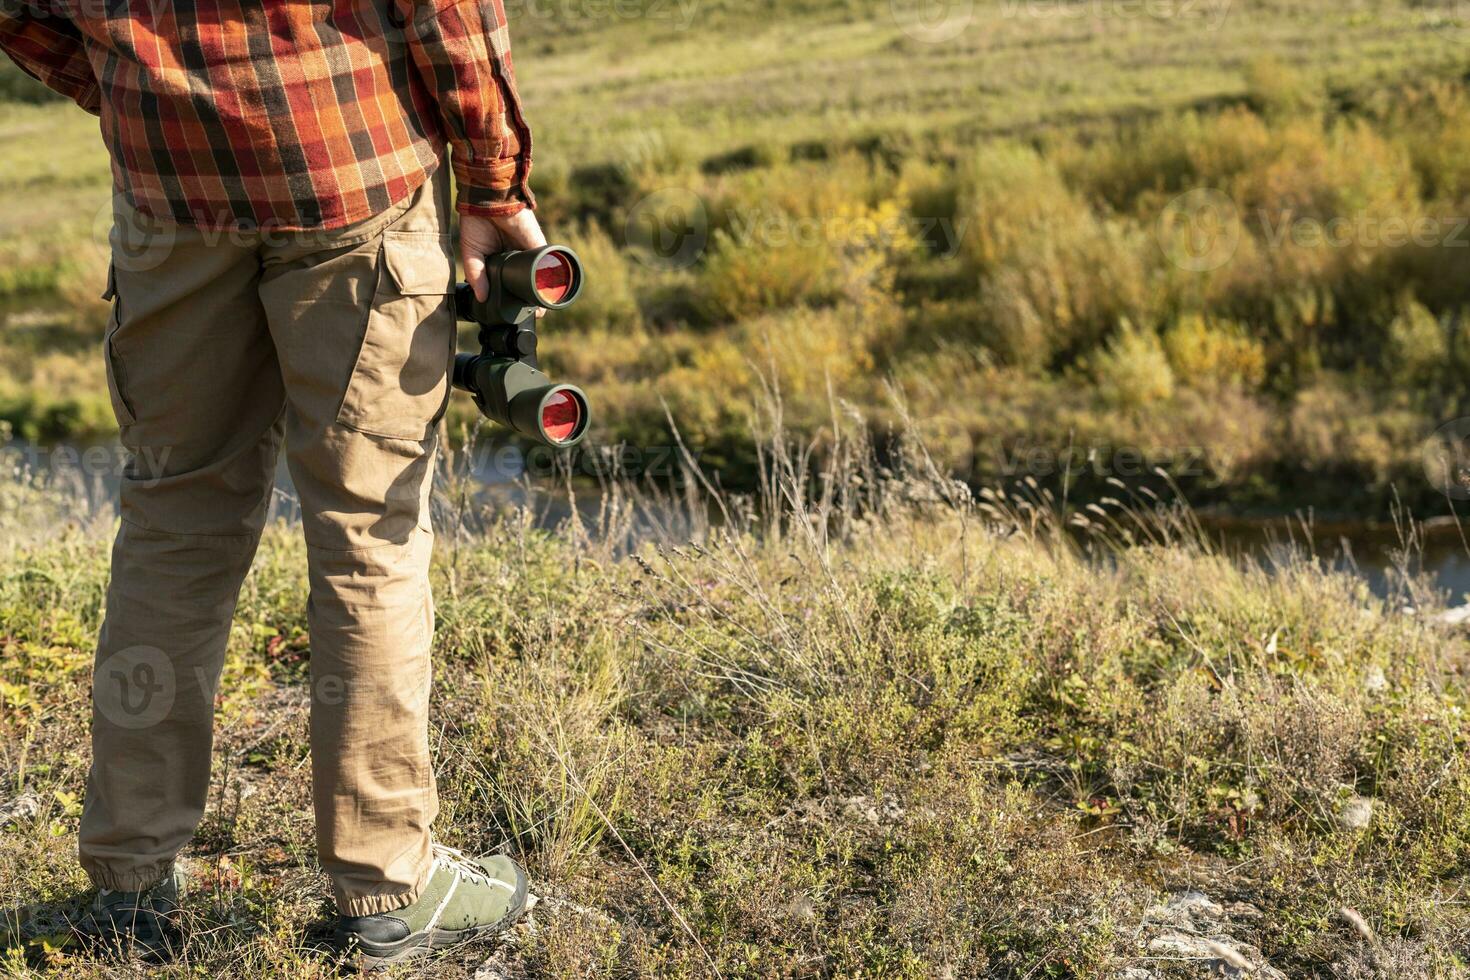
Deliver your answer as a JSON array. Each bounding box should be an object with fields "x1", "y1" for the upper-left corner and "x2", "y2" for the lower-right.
[
  {"x1": 1, "y1": 410, "x2": 1469, "y2": 976},
  {"x1": 6, "y1": 2, "x2": 1470, "y2": 514}
]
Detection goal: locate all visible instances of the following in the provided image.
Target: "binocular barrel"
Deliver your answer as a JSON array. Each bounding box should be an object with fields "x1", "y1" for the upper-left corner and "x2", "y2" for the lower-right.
[{"x1": 451, "y1": 245, "x2": 591, "y2": 448}]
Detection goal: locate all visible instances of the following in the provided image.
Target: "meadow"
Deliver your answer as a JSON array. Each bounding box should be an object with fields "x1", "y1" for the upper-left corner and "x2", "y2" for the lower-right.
[
  {"x1": 6, "y1": 0, "x2": 1470, "y2": 510},
  {"x1": 2, "y1": 421, "x2": 1469, "y2": 977},
  {"x1": 5, "y1": 1, "x2": 1470, "y2": 976}
]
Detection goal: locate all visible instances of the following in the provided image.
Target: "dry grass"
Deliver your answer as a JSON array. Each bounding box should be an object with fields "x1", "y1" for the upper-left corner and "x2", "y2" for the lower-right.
[{"x1": 1, "y1": 405, "x2": 1468, "y2": 977}]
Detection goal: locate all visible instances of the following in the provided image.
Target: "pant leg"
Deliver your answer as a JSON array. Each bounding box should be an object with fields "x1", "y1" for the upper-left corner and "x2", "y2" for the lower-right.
[
  {"x1": 258, "y1": 167, "x2": 457, "y2": 915},
  {"x1": 80, "y1": 212, "x2": 285, "y2": 891}
]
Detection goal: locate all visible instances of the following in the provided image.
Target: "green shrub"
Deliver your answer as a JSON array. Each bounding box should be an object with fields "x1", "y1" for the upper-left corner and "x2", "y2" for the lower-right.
[
  {"x1": 555, "y1": 222, "x2": 642, "y2": 332},
  {"x1": 1089, "y1": 325, "x2": 1175, "y2": 411}
]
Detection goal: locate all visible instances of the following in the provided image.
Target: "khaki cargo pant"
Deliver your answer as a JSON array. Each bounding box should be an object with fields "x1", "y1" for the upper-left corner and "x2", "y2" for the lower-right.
[{"x1": 80, "y1": 167, "x2": 455, "y2": 916}]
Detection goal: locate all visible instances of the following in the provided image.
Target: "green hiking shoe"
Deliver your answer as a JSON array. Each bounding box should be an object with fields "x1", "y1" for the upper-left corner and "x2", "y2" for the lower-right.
[
  {"x1": 334, "y1": 843, "x2": 530, "y2": 969},
  {"x1": 75, "y1": 865, "x2": 186, "y2": 960}
]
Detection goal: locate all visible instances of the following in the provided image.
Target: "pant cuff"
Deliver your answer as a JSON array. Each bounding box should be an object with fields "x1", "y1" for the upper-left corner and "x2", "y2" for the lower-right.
[
  {"x1": 83, "y1": 862, "x2": 174, "y2": 893},
  {"x1": 334, "y1": 859, "x2": 435, "y2": 917}
]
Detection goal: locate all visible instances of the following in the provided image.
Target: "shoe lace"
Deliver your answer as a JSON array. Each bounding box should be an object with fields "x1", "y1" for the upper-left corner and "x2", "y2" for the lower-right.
[{"x1": 432, "y1": 842, "x2": 492, "y2": 887}]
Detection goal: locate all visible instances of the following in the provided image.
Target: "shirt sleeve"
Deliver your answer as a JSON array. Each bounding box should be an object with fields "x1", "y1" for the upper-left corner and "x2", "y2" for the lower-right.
[
  {"x1": 392, "y1": 0, "x2": 535, "y2": 217},
  {"x1": 0, "y1": 0, "x2": 100, "y2": 115}
]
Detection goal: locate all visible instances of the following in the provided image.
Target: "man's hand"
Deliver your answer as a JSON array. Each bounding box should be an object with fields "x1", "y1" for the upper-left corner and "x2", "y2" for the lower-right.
[{"x1": 460, "y1": 210, "x2": 549, "y2": 308}]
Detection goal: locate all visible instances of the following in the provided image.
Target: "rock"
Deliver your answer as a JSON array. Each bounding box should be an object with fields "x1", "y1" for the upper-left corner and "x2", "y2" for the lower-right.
[
  {"x1": 1337, "y1": 795, "x2": 1374, "y2": 831},
  {"x1": 1168, "y1": 891, "x2": 1224, "y2": 919},
  {"x1": 0, "y1": 791, "x2": 41, "y2": 826},
  {"x1": 1435, "y1": 605, "x2": 1470, "y2": 626},
  {"x1": 787, "y1": 895, "x2": 816, "y2": 923},
  {"x1": 1148, "y1": 933, "x2": 1218, "y2": 958},
  {"x1": 1363, "y1": 667, "x2": 1388, "y2": 693},
  {"x1": 1224, "y1": 900, "x2": 1263, "y2": 922},
  {"x1": 1119, "y1": 970, "x2": 1156, "y2": 979},
  {"x1": 1144, "y1": 890, "x2": 1224, "y2": 930}
]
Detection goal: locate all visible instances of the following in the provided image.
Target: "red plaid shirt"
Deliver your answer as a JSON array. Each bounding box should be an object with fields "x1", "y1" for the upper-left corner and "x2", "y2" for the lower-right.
[{"x1": 0, "y1": 0, "x2": 534, "y2": 230}]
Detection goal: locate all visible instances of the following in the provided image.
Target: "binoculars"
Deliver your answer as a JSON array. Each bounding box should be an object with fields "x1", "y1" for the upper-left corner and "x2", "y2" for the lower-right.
[{"x1": 451, "y1": 245, "x2": 591, "y2": 447}]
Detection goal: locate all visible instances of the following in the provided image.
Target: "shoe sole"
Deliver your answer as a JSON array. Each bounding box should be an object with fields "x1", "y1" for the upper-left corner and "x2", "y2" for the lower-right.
[{"x1": 338, "y1": 865, "x2": 531, "y2": 972}]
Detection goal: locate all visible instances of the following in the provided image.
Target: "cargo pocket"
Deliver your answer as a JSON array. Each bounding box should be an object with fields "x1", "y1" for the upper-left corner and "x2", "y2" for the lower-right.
[
  {"x1": 102, "y1": 263, "x2": 137, "y2": 427},
  {"x1": 336, "y1": 231, "x2": 456, "y2": 441}
]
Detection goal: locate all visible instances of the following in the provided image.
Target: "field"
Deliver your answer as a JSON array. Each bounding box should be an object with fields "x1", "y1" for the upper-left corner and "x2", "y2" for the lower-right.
[
  {"x1": 6, "y1": 1, "x2": 1470, "y2": 510},
  {"x1": 2, "y1": 424, "x2": 1470, "y2": 977},
  {"x1": 5, "y1": 1, "x2": 1470, "y2": 977}
]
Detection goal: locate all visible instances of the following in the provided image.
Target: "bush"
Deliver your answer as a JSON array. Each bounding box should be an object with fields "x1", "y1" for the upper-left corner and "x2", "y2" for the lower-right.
[
  {"x1": 1164, "y1": 315, "x2": 1267, "y2": 391},
  {"x1": 1089, "y1": 325, "x2": 1175, "y2": 411},
  {"x1": 554, "y1": 222, "x2": 642, "y2": 332},
  {"x1": 696, "y1": 229, "x2": 835, "y2": 324}
]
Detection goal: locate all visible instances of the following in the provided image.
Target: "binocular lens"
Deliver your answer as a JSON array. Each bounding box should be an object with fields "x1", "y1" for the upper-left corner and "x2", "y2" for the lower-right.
[
  {"x1": 534, "y1": 251, "x2": 576, "y2": 305},
  {"x1": 541, "y1": 388, "x2": 584, "y2": 444}
]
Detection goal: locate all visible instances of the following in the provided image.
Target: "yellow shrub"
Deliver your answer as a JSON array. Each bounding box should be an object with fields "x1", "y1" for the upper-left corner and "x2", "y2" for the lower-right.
[
  {"x1": 1163, "y1": 315, "x2": 1267, "y2": 391},
  {"x1": 696, "y1": 199, "x2": 915, "y2": 325}
]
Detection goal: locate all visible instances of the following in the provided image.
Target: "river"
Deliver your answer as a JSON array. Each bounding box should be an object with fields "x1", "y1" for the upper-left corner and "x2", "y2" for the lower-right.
[{"x1": 4, "y1": 437, "x2": 1470, "y2": 603}]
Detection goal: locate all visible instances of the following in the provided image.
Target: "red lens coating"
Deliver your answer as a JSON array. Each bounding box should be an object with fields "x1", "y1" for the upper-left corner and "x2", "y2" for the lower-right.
[
  {"x1": 541, "y1": 389, "x2": 582, "y2": 443},
  {"x1": 534, "y1": 251, "x2": 575, "y2": 304}
]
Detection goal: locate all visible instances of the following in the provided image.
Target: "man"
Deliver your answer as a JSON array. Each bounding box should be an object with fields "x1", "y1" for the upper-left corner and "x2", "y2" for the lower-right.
[{"x1": 1, "y1": 0, "x2": 543, "y2": 966}]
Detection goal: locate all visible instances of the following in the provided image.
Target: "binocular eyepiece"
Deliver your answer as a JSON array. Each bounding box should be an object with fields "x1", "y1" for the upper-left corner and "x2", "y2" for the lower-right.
[{"x1": 451, "y1": 245, "x2": 591, "y2": 448}]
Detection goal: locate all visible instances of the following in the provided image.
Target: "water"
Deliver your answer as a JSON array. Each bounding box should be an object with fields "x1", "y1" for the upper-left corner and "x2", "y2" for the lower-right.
[
  {"x1": 6, "y1": 437, "x2": 1470, "y2": 602},
  {"x1": 1193, "y1": 513, "x2": 1470, "y2": 602}
]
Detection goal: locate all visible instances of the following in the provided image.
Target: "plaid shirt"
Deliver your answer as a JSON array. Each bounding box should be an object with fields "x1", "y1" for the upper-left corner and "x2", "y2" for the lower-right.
[{"x1": 0, "y1": 0, "x2": 534, "y2": 230}]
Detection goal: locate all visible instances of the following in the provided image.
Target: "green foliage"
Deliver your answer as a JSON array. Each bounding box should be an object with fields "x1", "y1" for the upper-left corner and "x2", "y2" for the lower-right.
[
  {"x1": 1090, "y1": 326, "x2": 1175, "y2": 411},
  {"x1": 0, "y1": 63, "x2": 64, "y2": 106},
  {"x1": 6, "y1": 2, "x2": 1470, "y2": 504}
]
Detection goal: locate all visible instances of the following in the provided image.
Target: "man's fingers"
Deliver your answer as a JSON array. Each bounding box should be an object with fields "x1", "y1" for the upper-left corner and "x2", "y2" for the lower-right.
[{"x1": 461, "y1": 244, "x2": 489, "y2": 303}]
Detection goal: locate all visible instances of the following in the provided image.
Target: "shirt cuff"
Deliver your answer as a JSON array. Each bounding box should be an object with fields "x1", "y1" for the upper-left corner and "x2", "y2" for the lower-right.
[{"x1": 454, "y1": 157, "x2": 536, "y2": 218}]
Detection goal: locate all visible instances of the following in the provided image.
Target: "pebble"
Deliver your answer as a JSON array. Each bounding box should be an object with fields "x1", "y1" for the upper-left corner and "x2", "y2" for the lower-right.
[
  {"x1": 1338, "y1": 795, "x2": 1374, "y2": 831},
  {"x1": 0, "y1": 792, "x2": 41, "y2": 826}
]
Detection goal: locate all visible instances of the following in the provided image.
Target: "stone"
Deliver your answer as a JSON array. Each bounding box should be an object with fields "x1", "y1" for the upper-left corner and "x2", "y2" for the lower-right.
[{"x1": 1337, "y1": 795, "x2": 1374, "y2": 831}]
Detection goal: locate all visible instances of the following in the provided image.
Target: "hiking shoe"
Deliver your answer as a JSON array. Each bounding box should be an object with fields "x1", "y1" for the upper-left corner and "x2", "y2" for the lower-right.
[
  {"x1": 75, "y1": 865, "x2": 185, "y2": 960},
  {"x1": 334, "y1": 843, "x2": 529, "y2": 969}
]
